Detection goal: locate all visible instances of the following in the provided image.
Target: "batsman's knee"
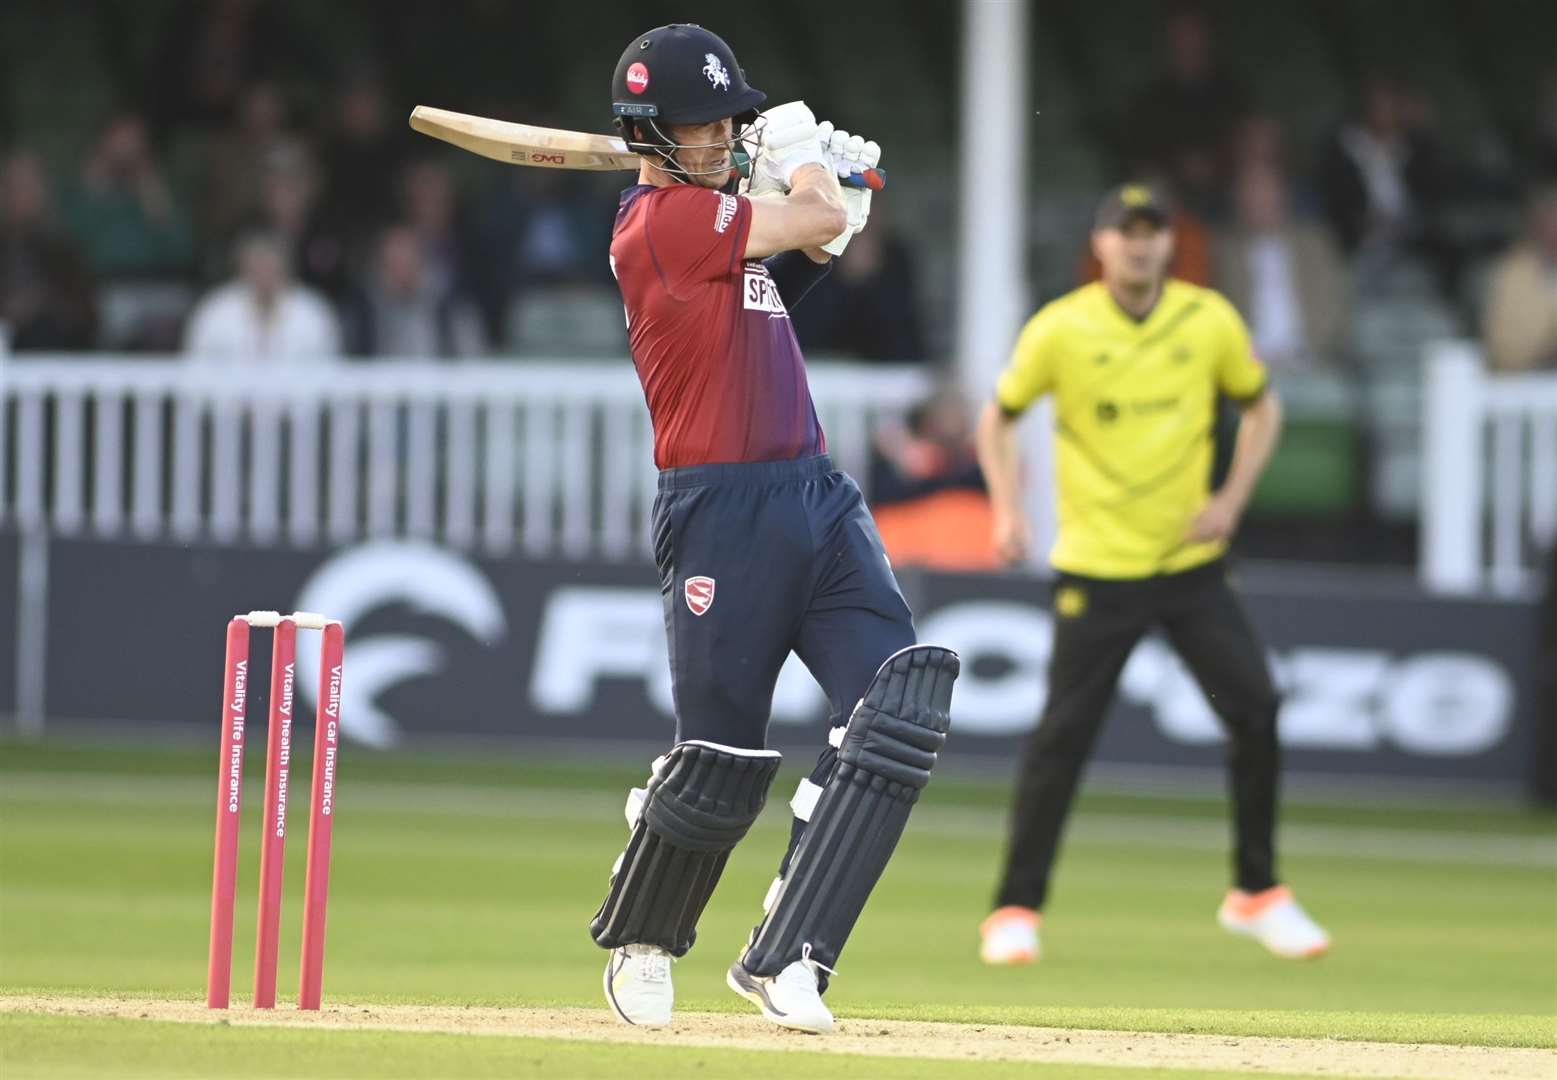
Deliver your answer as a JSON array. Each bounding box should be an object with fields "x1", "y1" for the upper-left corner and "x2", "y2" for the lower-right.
[{"x1": 592, "y1": 740, "x2": 781, "y2": 956}]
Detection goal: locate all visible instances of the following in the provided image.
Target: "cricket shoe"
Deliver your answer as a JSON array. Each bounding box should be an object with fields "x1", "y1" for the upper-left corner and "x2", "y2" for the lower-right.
[
  {"x1": 726, "y1": 944, "x2": 834, "y2": 1034},
  {"x1": 1218, "y1": 885, "x2": 1330, "y2": 959},
  {"x1": 603, "y1": 943, "x2": 674, "y2": 1026},
  {"x1": 979, "y1": 905, "x2": 1040, "y2": 965}
]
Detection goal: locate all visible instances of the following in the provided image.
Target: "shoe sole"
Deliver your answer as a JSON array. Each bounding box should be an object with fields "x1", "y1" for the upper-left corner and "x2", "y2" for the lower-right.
[
  {"x1": 725, "y1": 963, "x2": 830, "y2": 1034},
  {"x1": 603, "y1": 951, "x2": 670, "y2": 1027}
]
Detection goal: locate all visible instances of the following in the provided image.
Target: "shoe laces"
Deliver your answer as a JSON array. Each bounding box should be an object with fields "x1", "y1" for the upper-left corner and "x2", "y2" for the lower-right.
[
  {"x1": 782, "y1": 942, "x2": 836, "y2": 987},
  {"x1": 626, "y1": 945, "x2": 671, "y2": 983}
]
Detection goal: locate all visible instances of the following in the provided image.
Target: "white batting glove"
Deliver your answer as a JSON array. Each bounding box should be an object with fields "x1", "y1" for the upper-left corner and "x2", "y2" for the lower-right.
[
  {"x1": 816, "y1": 120, "x2": 880, "y2": 256},
  {"x1": 747, "y1": 101, "x2": 827, "y2": 198}
]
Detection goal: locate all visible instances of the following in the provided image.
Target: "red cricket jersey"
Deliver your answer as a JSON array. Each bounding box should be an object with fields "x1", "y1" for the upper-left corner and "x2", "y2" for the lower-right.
[{"x1": 610, "y1": 184, "x2": 826, "y2": 469}]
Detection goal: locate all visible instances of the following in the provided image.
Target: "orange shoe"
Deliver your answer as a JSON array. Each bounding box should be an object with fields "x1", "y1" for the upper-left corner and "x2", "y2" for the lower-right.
[
  {"x1": 979, "y1": 906, "x2": 1040, "y2": 965},
  {"x1": 1218, "y1": 885, "x2": 1330, "y2": 959}
]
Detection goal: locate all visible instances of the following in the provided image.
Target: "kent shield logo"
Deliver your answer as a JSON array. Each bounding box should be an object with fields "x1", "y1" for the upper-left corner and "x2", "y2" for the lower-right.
[{"x1": 684, "y1": 576, "x2": 716, "y2": 616}]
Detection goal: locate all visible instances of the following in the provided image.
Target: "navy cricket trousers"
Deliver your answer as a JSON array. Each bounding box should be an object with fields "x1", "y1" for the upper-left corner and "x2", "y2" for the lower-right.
[{"x1": 652, "y1": 453, "x2": 916, "y2": 750}]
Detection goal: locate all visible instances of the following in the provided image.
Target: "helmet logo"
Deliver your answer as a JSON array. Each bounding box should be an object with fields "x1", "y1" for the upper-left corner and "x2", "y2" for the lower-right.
[
  {"x1": 626, "y1": 62, "x2": 650, "y2": 94},
  {"x1": 702, "y1": 53, "x2": 730, "y2": 90}
]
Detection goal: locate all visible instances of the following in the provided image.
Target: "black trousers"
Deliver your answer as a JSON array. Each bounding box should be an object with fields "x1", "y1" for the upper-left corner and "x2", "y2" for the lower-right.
[
  {"x1": 653, "y1": 454, "x2": 916, "y2": 751},
  {"x1": 993, "y1": 559, "x2": 1281, "y2": 911}
]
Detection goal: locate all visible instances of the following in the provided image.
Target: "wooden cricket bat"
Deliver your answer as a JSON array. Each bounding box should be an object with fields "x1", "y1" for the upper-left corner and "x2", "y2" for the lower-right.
[
  {"x1": 409, "y1": 105, "x2": 886, "y2": 190},
  {"x1": 409, "y1": 106, "x2": 640, "y2": 171}
]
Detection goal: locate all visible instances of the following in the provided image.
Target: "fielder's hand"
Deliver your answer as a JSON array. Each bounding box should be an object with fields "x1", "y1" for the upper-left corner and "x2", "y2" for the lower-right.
[
  {"x1": 1185, "y1": 491, "x2": 1244, "y2": 543},
  {"x1": 747, "y1": 101, "x2": 828, "y2": 198},
  {"x1": 992, "y1": 510, "x2": 1032, "y2": 566},
  {"x1": 815, "y1": 121, "x2": 880, "y2": 256}
]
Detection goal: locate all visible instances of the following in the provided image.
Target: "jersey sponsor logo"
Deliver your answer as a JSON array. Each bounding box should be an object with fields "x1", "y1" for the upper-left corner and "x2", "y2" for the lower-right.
[
  {"x1": 1130, "y1": 395, "x2": 1180, "y2": 415},
  {"x1": 743, "y1": 266, "x2": 789, "y2": 318},
  {"x1": 684, "y1": 576, "x2": 716, "y2": 616},
  {"x1": 702, "y1": 53, "x2": 731, "y2": 90},
  {"x1": 626, "y1": 63, "x2": 650, "y2": 94},
  {"x1": 715, "y1": 193, "x2": 739, "y2": 234}
]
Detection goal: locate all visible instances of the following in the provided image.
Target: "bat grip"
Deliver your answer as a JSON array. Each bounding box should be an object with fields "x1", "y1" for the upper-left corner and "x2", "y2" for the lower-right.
[{"x1": 841, "y1": 168, "x2": 887, "y2": 192}]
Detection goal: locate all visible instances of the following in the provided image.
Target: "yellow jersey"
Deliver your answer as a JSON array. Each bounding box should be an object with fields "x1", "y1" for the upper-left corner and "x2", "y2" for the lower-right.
[{"x1": 995, "y1": 279, "x2": 1268, "y2": 579}]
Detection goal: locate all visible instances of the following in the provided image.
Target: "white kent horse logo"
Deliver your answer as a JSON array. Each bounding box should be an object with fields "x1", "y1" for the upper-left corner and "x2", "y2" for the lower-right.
[{"x1": 703, "y1": 53, "x2": 731, "y2": 90}]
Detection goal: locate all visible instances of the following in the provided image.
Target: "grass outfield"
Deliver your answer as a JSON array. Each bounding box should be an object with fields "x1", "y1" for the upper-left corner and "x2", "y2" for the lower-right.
[{"x1": 1, "y1": 740, "x2": 1554, "y2": 1078}]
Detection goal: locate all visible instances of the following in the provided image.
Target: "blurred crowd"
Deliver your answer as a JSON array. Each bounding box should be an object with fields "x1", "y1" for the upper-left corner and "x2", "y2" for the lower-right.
[
  {"x1": 4, "y1": 2, "x2": 1555, "y2": 379},
  {"x1": 1084, "y1": 4, "x2": 1557, "y2": 376},
  {"x1": 1, "y1": 66, "x2": 611, "y2": 361},
  {"x1": 0, "y1": 0, "x2": 927, "y2": 365}
]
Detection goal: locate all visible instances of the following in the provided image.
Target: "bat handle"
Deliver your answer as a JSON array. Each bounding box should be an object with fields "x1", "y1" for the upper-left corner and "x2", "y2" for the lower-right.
[{"x1": 841, "y1": 167, "x2": 887, "y2": 192}]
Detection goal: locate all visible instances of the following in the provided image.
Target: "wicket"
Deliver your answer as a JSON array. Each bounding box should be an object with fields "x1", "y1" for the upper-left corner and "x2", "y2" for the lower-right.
[{"x1": 206, "y1": 610, "x2": 345, "y2": 1010}]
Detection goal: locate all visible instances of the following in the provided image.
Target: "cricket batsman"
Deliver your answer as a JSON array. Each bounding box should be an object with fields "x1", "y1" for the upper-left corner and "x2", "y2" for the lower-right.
[
  {"x1": 975, "y1": 184, "x2": 1329, "y2": 966},
  {"x1": 587, "y1": 24, "x2": 959, "y2": 1033}
]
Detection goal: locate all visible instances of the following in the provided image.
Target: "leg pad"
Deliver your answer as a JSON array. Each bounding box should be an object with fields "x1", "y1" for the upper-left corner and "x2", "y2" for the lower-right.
[
  {"x1": 591, "y1": 741, "x2": 780, "y2": 956},
  {"x1": 740, "y1": 645, "x2": 957, "y2": 975}
]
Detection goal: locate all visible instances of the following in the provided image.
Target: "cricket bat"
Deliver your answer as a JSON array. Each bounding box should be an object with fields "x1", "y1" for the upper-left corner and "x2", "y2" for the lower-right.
[{"x1": 409, "y1": 106, "x2": 886, "y2": 190}]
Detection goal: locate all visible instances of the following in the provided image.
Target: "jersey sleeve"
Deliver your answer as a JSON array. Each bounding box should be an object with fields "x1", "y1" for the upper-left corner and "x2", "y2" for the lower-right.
[
  {"x1": 644, "y1": 186, "x2": 752, "y2": 299},
  {"x1": 1209, "y1": 293, "x2": 1269, "y2": 403},
  {"x1": 994, "y1": 307, "x2": 1058, "y2": 415}
]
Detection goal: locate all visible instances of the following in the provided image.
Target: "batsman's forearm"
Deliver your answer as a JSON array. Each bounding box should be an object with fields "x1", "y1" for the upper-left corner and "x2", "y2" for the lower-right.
[
  {"x1": 1220, "y1": 391, "x2": 1283, "y2": 508},
  {"x1": 976, "y1": 401, "x2": 1025, "y2": 518},
  {"x1": 790, "y1": 163, "x2": 845, "y2": 215}
]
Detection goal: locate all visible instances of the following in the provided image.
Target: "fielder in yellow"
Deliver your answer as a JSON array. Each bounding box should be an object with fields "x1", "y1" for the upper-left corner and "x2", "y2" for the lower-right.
[{"x1": 975, "y1": 183, "x2": 1329, "y2": 964}]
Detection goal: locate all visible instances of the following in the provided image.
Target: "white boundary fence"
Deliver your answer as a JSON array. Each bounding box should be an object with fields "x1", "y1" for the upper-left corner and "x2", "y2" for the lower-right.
[
  {"x1": 0, "y1": 358, "x2": 934, "y2": 561},
  {"x1": 1422, "y1": 342, "x2": 1557, "y2": 595}
]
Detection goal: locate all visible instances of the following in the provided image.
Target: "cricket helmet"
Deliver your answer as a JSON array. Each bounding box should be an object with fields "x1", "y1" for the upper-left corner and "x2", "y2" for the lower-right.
[
  {"x1": 610, "y1": 23, "x2": 765, "y2": 127},
  {"x1": 610, "y1": 24, "x2": 765, "y2": 186}
]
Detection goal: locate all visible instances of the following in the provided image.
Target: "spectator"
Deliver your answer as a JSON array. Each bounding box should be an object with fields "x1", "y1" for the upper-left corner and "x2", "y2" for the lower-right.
[
  {"x1": 398, "y1": 160, "x2": 471, "y2": 303},
  {"x1": 869, "y1": 387, "x2": 997, "y2": 571},
  {"x1": 0, "y1": 151, "x2": 99, "y2": 350},
  {"x1": 199, "y1": 81, "x2": 308, "y2": 250},
  {"x1": 1481, "y1": 185, "x2": 1557, "y2": 372},
  {"x1": 1319, "y1": 75, "x2": 1456, "y2": 291},
  {"x1": 252, "y1": 145, "x2": 350, "y2": 301},
  {"x1": 791, "y1": 208, "x2": 927, "y2": 363},
  {"x1": 343, "y1": 224, "x2": 485, "y2": 359},
  {"x1": 316, "y1": 69, "x2": 407, "y2": 257},
  {"x1": 469, "y1": 165, "x2": 613, "y2": 344},
  {"x1": 62, "y1": 112, "x2": 194, "y2": 280},
  {"x1": 184, "y1": 229, "x2": 339, "y2": 363},
  {"x1": 1122, "y1": 4, "x2": 1248, "y2": 217},
  {"x1": 1213, "y1": 164, "x2": 1347, "y2": 370},
  {"x1": 509, "y1": 169, "x2": 604, "y2": 285}
]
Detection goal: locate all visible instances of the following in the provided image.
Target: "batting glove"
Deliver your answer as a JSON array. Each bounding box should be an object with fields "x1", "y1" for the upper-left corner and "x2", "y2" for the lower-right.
[
  {"x1": 816, "y1": 121, "x2": 880, "y2": 256},
  {"x1": 748, "y1": 101, "x2": 828, "y2": 198}
]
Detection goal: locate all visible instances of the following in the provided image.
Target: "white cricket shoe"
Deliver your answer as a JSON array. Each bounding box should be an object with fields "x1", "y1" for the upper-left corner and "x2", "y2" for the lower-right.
[
  {"x1": 726, "y1": 946, "x2": 834, "y2": 1034},
  {"x1": 979, "y1": 906, "x2": 1040, "y2": 965},
  {"x1": 1218, "y1": 885, "x2": 1330, "y2": 959},
  {"x1": 603, "y1": 943, "x2": 674, "y2": 1026}
]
